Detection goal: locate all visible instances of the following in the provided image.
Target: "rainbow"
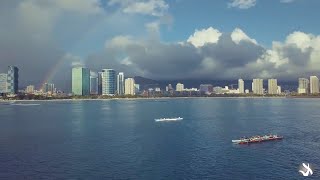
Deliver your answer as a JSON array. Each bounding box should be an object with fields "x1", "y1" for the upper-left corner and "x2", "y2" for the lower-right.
[{"x1": 40, "y1": 17, "x2": 107, "y2": 90}]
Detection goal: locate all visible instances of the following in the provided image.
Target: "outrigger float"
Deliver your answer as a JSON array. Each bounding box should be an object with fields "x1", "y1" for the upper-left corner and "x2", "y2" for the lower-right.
[{"x1": 232, "y1": 134, "x2": 283, "y2": 144}]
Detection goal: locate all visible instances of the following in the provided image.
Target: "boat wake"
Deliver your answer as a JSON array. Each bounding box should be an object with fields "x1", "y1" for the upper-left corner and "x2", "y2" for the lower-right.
[
  {"x1": 154, "y1": 117, "x2": 183, "y2": 122},
  {"x1": 10, "y1": 103, "x2": 40, "y2": 106}
]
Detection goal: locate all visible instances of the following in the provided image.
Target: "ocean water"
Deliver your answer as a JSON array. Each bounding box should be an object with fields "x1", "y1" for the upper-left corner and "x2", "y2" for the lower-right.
[{"x1": 0, "y1": 98, "x2": 319, "y2": 179}]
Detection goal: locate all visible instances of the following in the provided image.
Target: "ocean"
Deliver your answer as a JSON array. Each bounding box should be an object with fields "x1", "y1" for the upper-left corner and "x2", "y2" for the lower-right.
[{"x1": 0, "y1": 98, "x2": 319, "y2": 179}]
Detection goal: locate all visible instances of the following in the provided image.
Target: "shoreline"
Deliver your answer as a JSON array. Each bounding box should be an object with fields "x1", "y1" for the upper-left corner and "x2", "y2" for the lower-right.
[{"x1": 2, "y1": 96, "x2": 320, "y2": 102}]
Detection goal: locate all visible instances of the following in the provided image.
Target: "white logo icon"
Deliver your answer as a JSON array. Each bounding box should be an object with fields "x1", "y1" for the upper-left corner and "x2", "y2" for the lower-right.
[{"x1": 299, "y1": 163, "x2": 313, "y2": 177}]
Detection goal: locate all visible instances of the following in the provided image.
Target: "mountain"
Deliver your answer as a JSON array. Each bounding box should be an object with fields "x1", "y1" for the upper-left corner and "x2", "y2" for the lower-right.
[{"x1": 133, "y1": 76, "x2": 298, "y2": 91}]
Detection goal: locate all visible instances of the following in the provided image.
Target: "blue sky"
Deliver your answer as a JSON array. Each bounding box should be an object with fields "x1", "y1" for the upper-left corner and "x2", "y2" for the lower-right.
[
  {"x1": 166, "y1": 0, "x2": 320, "y2": 45},
  {"x1": 1, "y1": 0, "x2": 320, "y2": 89}
]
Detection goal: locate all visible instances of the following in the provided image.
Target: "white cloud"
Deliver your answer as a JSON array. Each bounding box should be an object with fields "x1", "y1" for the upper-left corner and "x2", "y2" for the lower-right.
[
  {"x1": 280, "y1": 0, "x2": 294, "y2": 3},
  {"x1": 285, "y1": 31, "x2": 314, "y2": 52},
  {"x1": 51, "y1": 0, "x2": 103, "y2": 14},
  {"x1": 90, "y1": 28, "x2": 320, "y2": 81},
  {"x1": 62, "y1": 53, "x2": 85, "y2": 67},
  {"x1": 231, "y1": 28, "x2": 257, "y2": 45},
  {"x1": 106, "y1": 35, "x2": 137, "y2": 48},
  {"x1": 187, "y1": 27, "x2": 222, "y2": 48},
  {"x1": 108, "y1": 0, "x2": 169, "y2": 16},
  {"x1": 228, "y1": 0, "x2": 256, "y2": 9}
]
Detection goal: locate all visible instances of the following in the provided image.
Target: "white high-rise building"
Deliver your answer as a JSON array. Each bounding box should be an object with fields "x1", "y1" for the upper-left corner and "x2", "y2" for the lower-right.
[
  {"x1": 176, "y1": 83, "x2": 184, "y2": 91},
  {"x1": 101, "y1": 69, "x2": 116, "y2": 95},
  {"x1": 26, "y1": 85, "x2": 35, "y2": 94},
  {"x1": 310, "y1": 76, "x2": 319, "y2": 94},
  {"x1": 117, "y1": 72, "x2": 125, "y2": 95},
  {"x1": 268, "y1": 79, "x2": 278, "y2": 94},
  {"x1": 0, "y1": 73, "x2": 7, "y2": 93},
  {"x1": 298, "y1": 78, "x2": 309, "y2": 94},
  {"x1": 125, "y1": 78, "x2": 135, "y2": 95},
  {"x1": 252, "y1": 79, "x2": 264, "y2": 95},
  {"x1": 277, "y1": 86, "x2": 281, "y2": 94},
  {"x1": 238, "y1": 79, "x2": 244, "y2": 94}
]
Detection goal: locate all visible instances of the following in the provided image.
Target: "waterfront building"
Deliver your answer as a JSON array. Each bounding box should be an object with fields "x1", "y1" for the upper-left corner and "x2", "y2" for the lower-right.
[
  {"x1": 167, "y1": 84, "x2": 173, "y2": 91},
  {"x1": 238, "y1": 79, "x2": 244, "y2": 94},
  {"x1": 90, "y1": 72, "x2": 98, "y2": 95},
  {"x1": 176, "y1": 83, "x2": 184, "y2": 91},
  {"x1": 245, "y1": 89, "x2": 249, "y2": 94},
  {"x1": 310, "y1": 76, "x2": 319, "y2": 94},
  {"x1": 135, "y1": 84, "x2": 140, "y2": 93},
  {"x1": 184, "y1": 88, "x2": 198, "y2": 92},
  {"x1": 268, "y1": 79, "x2": 278, "y2": 94},
  {"x1": 72, "y1": 67, "x2": 90, "y2": 96},
  {"x1": 43, "y1": 83, "x2": 55, "y2": 93},
  {"x1": 277, "y1": 86, "x2": 281, "y2": 94},
  {"x1": 199, "y1": 84, "x2": 213, "y2": 94},
  {"x1": 117, "y1": 72, "x2": 125, "y2": 95},
  {"x1": 101, "y1": 69, "x2": 116, "y2": 95},
  {"x1": 125, "y1": 78, "x2": 135, "y2": 95},
  {"x1": 252, "y1": 79, "x2": 263, "y2": 95},
  {"x1": 98, "y1": 72, "x2": 102, "y2": 95},
  {"x1": 155, "y1": 87, "x2": 161, "y2": 92},
  {"x1": 0, "y1": 73, "x2": 7, "y2": 93},
  {"x1": 26, "y1": 85, "x2": 35, "y2": 94},
  {"x1": 298, "y1": 78, "x2": 309, "y2": 94},
  {"x1": 7, "y1": 66, "x2": 19, "y2": 94},
  {"x1": 213, "y1": 86, "x2": 223, "y2": 94}
]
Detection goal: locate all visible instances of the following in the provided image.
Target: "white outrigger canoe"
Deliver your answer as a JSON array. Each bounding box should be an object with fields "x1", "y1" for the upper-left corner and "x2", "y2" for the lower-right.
[{"x1": 154, "y1": 117, "x2": 183, "y2": 122}]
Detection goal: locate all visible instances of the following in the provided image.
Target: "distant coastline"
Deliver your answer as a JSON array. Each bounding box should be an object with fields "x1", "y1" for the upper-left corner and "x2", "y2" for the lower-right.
[{"x1": 1, "y1": 95, "x2": 320, "y2": 102}]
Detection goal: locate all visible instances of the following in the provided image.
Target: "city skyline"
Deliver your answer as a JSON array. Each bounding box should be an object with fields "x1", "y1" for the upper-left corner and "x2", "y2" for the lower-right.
[
  {"x1": 3, "y1": 64, "x2": 320, "y2": 95},
  {"x1": 1, "y1": 0, "x2": 320, "y2": 91}
]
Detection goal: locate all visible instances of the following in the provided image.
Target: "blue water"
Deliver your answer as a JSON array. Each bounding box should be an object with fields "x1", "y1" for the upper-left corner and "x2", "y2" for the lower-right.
[{"x1": 0, "y1": 98, "x2": 320, "y2": 179}]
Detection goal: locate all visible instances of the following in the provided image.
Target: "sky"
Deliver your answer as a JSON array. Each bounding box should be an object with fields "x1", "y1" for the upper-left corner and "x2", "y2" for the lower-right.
[{"x1": 1, "y1": 0, "x2": 320, "y2": 91}]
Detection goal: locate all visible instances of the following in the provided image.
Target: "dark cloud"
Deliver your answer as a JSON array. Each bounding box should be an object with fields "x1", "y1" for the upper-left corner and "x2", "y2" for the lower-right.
[{"x1": 1, "y1": 1, "x2": 320, "y2": 93}]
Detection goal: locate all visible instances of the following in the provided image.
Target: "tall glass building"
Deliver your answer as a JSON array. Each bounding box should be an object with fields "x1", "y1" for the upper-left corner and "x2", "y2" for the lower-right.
[
  {"x1": 98, "y1": 72, "x2": 103, "y2": 95},
  {"x1": 72, "y1": 67, "x2": 90, "y2": 96},
  {"x1": 90, "y1": 71, "x2": 98, "y2": 95},
  {"x1": 7, "y1": 66, "x2": 19, "y2": 94},
  {"x1": 117, "y1": 72, "x2": 124, "y2": 95},
  {"x1": 102, "y1": 69, "x2": 116, "y2": 95}
]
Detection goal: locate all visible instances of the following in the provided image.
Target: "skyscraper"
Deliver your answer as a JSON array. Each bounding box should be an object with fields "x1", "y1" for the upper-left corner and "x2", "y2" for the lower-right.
[
  {"x1": 98, "y1": 72, "x2": 102, "y2": 95},
  {"x1": 125, "y1": 78, "x2": 135, "y2": 95},
  {"x1": 176, "y1": 83, "x2": 184, "y2": 91},
  {"x1": 310, "y1": 76, "x2": 319, "y2": 94},
  {"x1": 7, "y1": 66, "x2": 19, "y2": 94},
  {"x1": 238, "y1": 79, "x2": 244, "y2": 94},
  {"x1": 252, "y1": 79, "x2": 263, "y2": 95},
  {"x1": 268, "y1": 79, "x2": 278, "y2": 94},
  {"x1": 101, "y1": 69, "x2": 116, "y2": 95},
  {"x1": 117, "y1": 72, "x2": 125, "y2": 95},
  {"x1": 72, "y1": 67, "x2": 90, "y2": 96},
  {"x1": 0, "y1": 73, "x2": 7, "y2": 93},
  {"x1": 298, "y1": 78, "x2": 309, "y2": 94},
  {"x1": 90, "y1": 72, "x2": 98, "y2": 95}
]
